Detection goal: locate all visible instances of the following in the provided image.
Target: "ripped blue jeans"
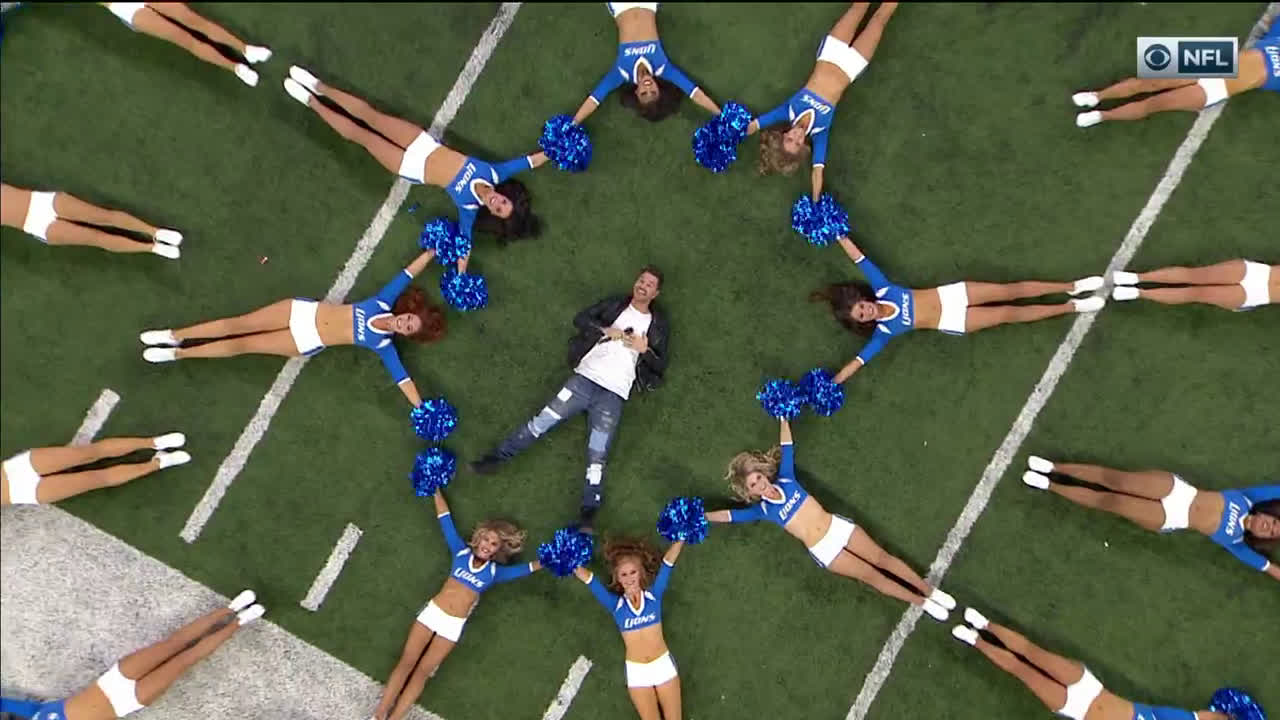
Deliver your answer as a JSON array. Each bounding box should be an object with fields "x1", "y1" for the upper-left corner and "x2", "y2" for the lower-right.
[{"x1": 495, "y1": 373, "x2": 624, "y2": 509}]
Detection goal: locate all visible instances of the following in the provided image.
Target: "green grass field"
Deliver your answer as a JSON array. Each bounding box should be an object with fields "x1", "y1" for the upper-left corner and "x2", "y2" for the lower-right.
[{"x1": 2, "y1": 3, "x2": 1277, "y2": 719}]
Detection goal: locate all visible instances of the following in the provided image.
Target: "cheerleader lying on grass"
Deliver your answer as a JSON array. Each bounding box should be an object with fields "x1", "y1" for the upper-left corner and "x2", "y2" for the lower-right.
[
  {"x1": 1109, "y1": 259, "x2": 1275, "y2": 312},
  {"x1": 746, "y1": 2, "x2": 898, "y2": 199},
  {"x1": 952, "y1": 608, "x2": 1247, "y2": 720},
  {"x1": 573, "y1": 536, "x2": 686, "y2": 720},
  {"x1": 705, "y1": 418, "x2": 956, "y2": 620},
  {"x1": 371, "y1": 490, "x2": 541, "y2": 720},
  {"x1": 139, "y1": 250, "x2": 442, "y2": 407},
  {"x1": 813, "y1": 237, "x2": 1104, "y2": 384},
  {"x1": 572, "y1": 3, "x2": 722, "y2": 125},
  {"x1": 1022, "y1": 455, "x2": 1279, "y2": 582},
  {"x1": 283, "y1": 66, "x2": 546, "y2": 265},
  {"x1": 100, "y1": 2, "x2": 270, "y2": 86},
  {"x1": 2, "y1": 183, "x2": 183, "y2": 259}
]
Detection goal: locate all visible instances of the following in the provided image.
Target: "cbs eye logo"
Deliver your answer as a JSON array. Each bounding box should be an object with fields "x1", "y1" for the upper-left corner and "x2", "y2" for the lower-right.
[{"x1": 1142, "y1": 43, "x2": 1172, "y2": 71}]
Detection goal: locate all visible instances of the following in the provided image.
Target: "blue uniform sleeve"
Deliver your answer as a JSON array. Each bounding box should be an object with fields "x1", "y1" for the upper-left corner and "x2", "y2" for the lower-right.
[
  {"x1": 585, "y1": 572, "x2": 620, "y2": 610},
  {"x1": 493, "y1": 562, "x2": 536, "y2": 585},
  {"x1": 376, "y1": 344, "x2": 410, "y2": 386},
  {"x1": 811, "y1": 129, "x2": 829, "y2": 168},
  {"x1": 727, "y1": 505, "x2": 766, "y2": 523},
  {"x1": 375, "y1": 269, "x2": 413, "y2": 306},
  {"x1": 1223, "y1": 541, "x2": 1271, "y2": 572},
  {"x1": 1, "y1": 698, "x2": 43, "y2": 717},
  {"x1": 659, "y1": 61, "x2": 699, "y2": 96},
  {"x1": 457, "y1": 206, "x2": 478, "y2": 240},
  {"x1": 651, "y1": 559, "x2": 674, "y2": 598},
  {"x1": 495, "y1": 155, "x2": 534, "y2": 183},
  {"x1": 590, "y1": 69, "x2": 625, "y2": 104},
  {"x1": 754, "y1": 102, "x2": 790, "y2": 130},
  {"x1": 436, "y1": 512, "x2": 466, "y2": 553},
  {"x1": 779, "y1": 442, "x2": 796, "y2": 481},
  {"x1": 855, "y1": 256, "x2": 891, "y2": 292},
  {"x1": 855, "y1": 330, "x2": 891, "y2": 366},
  {"x1": 1240, "y1": 484, "x2": 1280, "y2": 504}
]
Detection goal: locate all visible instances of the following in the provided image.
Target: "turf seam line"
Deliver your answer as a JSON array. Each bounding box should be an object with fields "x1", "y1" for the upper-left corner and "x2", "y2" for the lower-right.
[
  {"x1": 69, "y1": 388, "x2": 121, "y2": 446},
  {"x1": 1, "y1": 507, "x2": 445, "y2": 719},
  {"x1": 180, "y1": 2, "x2": 524, "y2": 544},
  {"x1": 300, "y1": 522, "x2": 364, "y2": 612},
  {"x1": 540, "y1": 655, "x2": 593, "y2": 720},
  {"x1": 845, "y1": 5, "x2": 1279, "y2": 718}
]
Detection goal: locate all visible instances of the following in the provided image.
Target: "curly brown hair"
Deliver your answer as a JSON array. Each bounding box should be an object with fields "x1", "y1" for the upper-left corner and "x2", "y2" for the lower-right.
[
  {"x1": 724, "y1": 446, "x2": 782, "y2": 502},
  {"x1": 469, "y1": 519, "x2": 526, "y2": 564},
  {"x1": 757, "y1": 128, "x2": 810, "y2": 176},
  {"x1": 602, "y1": 535, "x2": 662, "y2": 593},
  {"x1": 391, "y1": 286, "x2": 447, "y2": 343},
  {"x1": 809, "y1": 282, "x2": 877, "y2": 337}
]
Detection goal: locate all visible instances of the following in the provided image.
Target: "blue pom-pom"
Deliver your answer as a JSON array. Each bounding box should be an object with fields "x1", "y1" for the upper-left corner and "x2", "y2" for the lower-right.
[
  {"x1": 720, "y1": 101, "x2": 753, "y2": 136},
  {"x1": 439, "y1": 268, "x2": 489, "y2": 312},
  {"x1": 791, "y1": 193, "x2": 851, "y2": 247},
  {"x1": 757, "y1": 378, "x2": 805, "y2": 419},
  {"x1": 539, "y1": 114, "x2": 593, "y2": 172},
  {"x1": 693, "y1": 101, "x2": 753, "y2": 173},
  {"x1": 657, "y1": 496, "x2": 709, "y2": 544},
  {"x1": 409, "y1": 446, "x2": 456, "y2": 497},
  {"x1": 1211, "y1": 688, "x2": 1267, "y2": 720},
  {"x1": 799, "y1": 368, "x2": 845, "y2": 417},
  {"x1": 537, "y1": 527, "x2": 595, "y2": 577},
  {"x1": 410, "y1": 397, "x2": 458, "y2": 443},
  {"x1": 419, "y1": 217, "x2": 471, "y2": 264}
]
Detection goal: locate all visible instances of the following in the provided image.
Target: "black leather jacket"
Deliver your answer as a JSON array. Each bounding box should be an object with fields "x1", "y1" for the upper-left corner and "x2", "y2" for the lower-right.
[{"x1": 566, "y1": 295, "x2": 670, "y2": 393}]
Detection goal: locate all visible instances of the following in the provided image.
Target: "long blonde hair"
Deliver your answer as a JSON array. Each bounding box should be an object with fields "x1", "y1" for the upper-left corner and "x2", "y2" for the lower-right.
[
  {"x1": 757, "y1": 129, "x2": 810, "y2": 176},
  {"x1": 470, "y1": 519, "x2": 526, "y2": 563},
  {"x1": 724, "y1": 446, "x2": 782, "y2": 502}
]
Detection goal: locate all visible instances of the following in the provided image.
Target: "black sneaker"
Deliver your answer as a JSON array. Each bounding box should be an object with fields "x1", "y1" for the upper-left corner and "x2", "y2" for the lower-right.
[{"x1": 467, "y1": 454, "x2": 503, "y2": 476}]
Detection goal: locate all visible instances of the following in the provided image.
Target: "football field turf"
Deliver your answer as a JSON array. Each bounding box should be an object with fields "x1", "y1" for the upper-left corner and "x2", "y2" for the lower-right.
[{"x1": 2, "y1": 3, "x2": 1276, "y2": 719}]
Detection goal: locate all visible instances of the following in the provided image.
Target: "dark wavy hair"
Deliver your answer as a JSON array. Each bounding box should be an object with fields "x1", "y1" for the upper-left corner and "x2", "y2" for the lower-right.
[
  {"x1": 474, "y1": 179, "x2": 540, "y2": 244},
  {"x1": 1246, "y1": 499, "x2": 1280, "y2": 559},
  {"x1": 639, "y1": 264, "x2": 664, "y2": 289},
  {"x1": 618, "y1": 76, "x2": 683, "y2": 122},
  {"x1": 602, "y1": 535, "x2": 662, "y2": 593},
  {"x1": 809, "y1": 282, "x2": 877, "y2": 337},
  {"x1": 392, "y1": 286, "x2": 447, "y2": 343}
]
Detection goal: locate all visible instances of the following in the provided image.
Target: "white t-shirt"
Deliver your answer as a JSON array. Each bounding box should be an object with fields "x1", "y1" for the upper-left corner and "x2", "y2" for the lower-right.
[{"x1": 575, "y1": 304, "x2": 653, "y2": 400}]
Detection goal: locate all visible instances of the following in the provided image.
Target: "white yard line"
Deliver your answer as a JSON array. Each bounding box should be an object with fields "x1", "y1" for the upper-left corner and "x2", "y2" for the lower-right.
[
  {"x1": 846, "y1": 6, "x2": 1279, "y2": 719},
  {"x1": 300, "y1": 522, "x2": 364, "y2": 612},
  {"x1": 0, "y1": 507, "x2": 444, "y2": 720},
  {"x1": 69, "y1": 389, "x2": 121, "y2": 446},
  {"x1": 540, "y1": 656, "x2": 594, "y2": 720},
  {"x1": 180, "y1": 2, "x2": 524, "y2": 543}
]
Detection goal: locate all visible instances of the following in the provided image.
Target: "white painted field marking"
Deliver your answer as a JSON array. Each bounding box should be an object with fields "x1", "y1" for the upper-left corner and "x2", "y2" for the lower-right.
[
  {"x1": 300, "y1": 522, "x2": 364, "y2": 612},
  {"x1": 0, "y1": 507, "x2": 445, "y2": 720},
  {"x1": 69, "y1": 388, "x2": 121, "y2": 446},
  {"x1": 180, "y1": 2, "x2": 524, "y2": 543},
  {"x1": 846, "y1": 6, "x2": 1279, "y2": 719},
  {"x1": 541, "y1": 655, "x2": 594, "y2": 720}
]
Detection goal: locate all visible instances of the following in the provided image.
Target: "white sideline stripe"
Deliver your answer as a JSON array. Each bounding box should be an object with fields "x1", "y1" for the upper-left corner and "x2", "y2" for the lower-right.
[
  {"x1": 845, "y1": 6, "x2": 1279, "y2": 719},
  {"x1": 0, "y1": 506, "x2": 444, "y2": 720},
  {"x1": 69, "y1": 389, "x2": 120, "y2": 446},
  {"x1": 540, "y1": 656, "x2": 594, "y2": 720},
  {"x1": 180, "y1": 2, "x2": 524, "y2": 543},
  {"x1": 300, "y1": 523, "x2": 364, "y2": 611}
]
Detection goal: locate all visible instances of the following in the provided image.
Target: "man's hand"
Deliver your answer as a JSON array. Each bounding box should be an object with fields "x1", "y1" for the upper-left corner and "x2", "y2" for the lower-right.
[
  {"x1": 602, "y1": 327, "x2": 625, "y2": 341},
  {"x1": 625, "y1": 333, "x2": 649, "y2": 354}
]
